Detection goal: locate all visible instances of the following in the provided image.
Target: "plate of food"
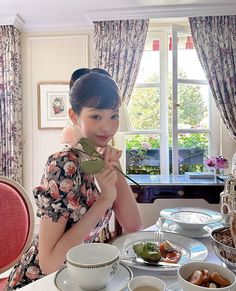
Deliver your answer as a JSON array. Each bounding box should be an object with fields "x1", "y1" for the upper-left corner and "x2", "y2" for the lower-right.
[
  {"x1": 160, "y1": 207, "x2": 222, "y2": 230},
  {"x1": 112, "y1": 231, "x2": 208, "y2": 272},
  {"x1": 159, "y1": 219, "x2": 224, "y2": 238}
]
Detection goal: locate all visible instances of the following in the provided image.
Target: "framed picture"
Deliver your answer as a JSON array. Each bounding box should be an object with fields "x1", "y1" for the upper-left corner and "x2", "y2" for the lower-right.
[{"x1": 38, "y1": 82, "x2": 70, "y2": 129}]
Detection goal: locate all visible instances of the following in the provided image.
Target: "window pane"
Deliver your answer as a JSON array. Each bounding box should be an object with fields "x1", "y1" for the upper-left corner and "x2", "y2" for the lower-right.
[
  {"x1": 178, "y1": 84, "x2": 209, "y2": 129},
  {"x1": 177, "y1": 133, "x2": 209, "y2": 173},
  {"x1": 126, "y1": 134, "x2": 160, "y2": 175},
  {"x1": 128, "y1": 87, "x2": 160, "y2": 130},
  {"x1": 136, "y1": 51, "x2": 160, "y2": 84},
  {"x1": 177, "y1": 36, "x2": 205, "y2": 80}
]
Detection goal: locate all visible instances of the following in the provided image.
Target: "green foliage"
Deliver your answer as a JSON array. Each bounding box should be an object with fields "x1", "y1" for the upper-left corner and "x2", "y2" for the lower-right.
[
  {"x1": 178, "y1": 84, "x2": 207, "y2": 127},
  {"x1": 128, "y1": 87, "x2": 160, "y2": 130},
  {"x1": 178, "y1": 133, "x2": 208, "y2": 149},
  {"x1": 128, "y1": 72, "x2": 208, "y2": 151},
  {"x1": 126, "y1": 134, "x2": 160, "y2": 150},
  {"x1": 126, "y1": 165, "x2": 160, "y2": 175},
  {"x1": 79, "y1": 138, "x2": 104, "y2": 174},
  {"x1": 80, "y1": 159, "x2": 105, "y2": 174},
  {"x1": 80, "y1": 138, "x2": 96, "y2": 155},
  {"x1": 126, "y1": 133, "x2": 208, "y2": 151}
]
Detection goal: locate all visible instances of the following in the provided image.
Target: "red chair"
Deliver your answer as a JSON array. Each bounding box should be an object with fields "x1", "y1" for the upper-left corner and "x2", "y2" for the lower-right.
[{"x1": 0, "y1": 176, "x2": 34, "y2": 290}]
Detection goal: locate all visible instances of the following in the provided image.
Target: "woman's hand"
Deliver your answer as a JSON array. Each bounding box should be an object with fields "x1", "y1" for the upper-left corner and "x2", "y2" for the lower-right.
[
  {"x1": 97, "y1": 145, "x2": 122, "y2": 165},
  {"x1": 95, "y1": 164, "x2": 118, "y2": 204}
]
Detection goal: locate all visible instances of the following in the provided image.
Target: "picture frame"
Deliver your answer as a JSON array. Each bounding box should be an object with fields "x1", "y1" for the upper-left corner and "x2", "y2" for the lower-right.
[{"x1": 38, "y1": 82, "x2": 70, "y2": 129}]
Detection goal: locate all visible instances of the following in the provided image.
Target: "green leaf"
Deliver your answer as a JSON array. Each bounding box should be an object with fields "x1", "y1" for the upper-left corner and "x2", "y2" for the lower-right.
[
  {"x1": 79, "y1": 138, "x2": 96, "y2": 155},
  {"x1": 80, "y1": 159, "x2": 105, "y2": 174}
]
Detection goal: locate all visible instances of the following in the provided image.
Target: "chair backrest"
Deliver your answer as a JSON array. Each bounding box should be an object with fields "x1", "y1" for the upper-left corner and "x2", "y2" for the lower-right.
[{"x1": 0, "y1": 176, "x2": 34, "y2": 274}]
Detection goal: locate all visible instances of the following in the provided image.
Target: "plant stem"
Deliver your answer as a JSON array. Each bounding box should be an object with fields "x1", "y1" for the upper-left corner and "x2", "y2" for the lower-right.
[{"x1": 77, "y1": 148, "x2": 143, "y2": 189}]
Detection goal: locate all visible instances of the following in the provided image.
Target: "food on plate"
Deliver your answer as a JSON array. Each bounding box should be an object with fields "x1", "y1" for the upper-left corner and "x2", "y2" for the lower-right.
[
  {"x1": 133, "y1": 242, "x2": 161, "y2": 262},
  {"x1": 187, "y1": 269, "x2": 231, "y2": 288},
  {"x1": 133, "y1": 240, "x2": 181, "y2": 264}
]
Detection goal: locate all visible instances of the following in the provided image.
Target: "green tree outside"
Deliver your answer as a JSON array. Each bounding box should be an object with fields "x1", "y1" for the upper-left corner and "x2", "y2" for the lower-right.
[{"x1": 126, "y1": 72, "x2": 208, "y2": 174}]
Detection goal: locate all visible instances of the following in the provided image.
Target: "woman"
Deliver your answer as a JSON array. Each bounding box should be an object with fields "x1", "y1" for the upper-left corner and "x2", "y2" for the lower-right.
[{"x1": 5, "y1": 69, "x2": 142, "y2": 290}]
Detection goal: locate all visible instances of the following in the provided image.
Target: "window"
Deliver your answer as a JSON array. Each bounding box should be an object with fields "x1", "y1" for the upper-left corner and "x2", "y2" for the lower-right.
[{"x1": 125, "y1": 23, "x2": 218, "y2": 175}]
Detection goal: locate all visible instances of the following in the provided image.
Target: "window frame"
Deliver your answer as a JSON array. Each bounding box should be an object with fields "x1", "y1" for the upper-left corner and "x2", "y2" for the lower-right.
[{"x1": 123, "y1": 22, "x2": 220, "y2": 175}]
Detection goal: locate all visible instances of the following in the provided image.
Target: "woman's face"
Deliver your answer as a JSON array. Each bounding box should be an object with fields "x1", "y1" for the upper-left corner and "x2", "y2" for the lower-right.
[{"x1": 76, "y1": 107, "x2": 119, "y2": 147}]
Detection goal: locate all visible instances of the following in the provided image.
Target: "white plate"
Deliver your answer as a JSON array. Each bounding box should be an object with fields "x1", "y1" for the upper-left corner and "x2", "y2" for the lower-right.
[
  {"x1": 160, "y1": 219, "x2": 224, "y2": 238},
  {"x1": 167, "y1": 282, "x2": 182, "y2": 291},
  {"x1": 160, "y1": 207, "x2": 222, "y2": 230},
  {"x1": 54, "y1": 263, "x2": 132, "y2": 291},
  {"x1": 112, "y1": 231, "x2": 208, "y2": 272}
]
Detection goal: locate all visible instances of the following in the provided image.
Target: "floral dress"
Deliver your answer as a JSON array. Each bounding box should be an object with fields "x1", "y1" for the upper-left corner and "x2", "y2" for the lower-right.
[{"x1": 5, "y1": 148, "x2": 113, "y2": 290}]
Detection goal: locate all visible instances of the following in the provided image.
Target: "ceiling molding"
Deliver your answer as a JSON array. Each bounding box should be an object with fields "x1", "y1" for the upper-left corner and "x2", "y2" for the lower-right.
[
  {"x1": 86, "y1": 3, "x2": 236, "y2": 21},
  {"x1": 22, "y1": 21, "x2": 93, "y2": 32},
  {"x1": 0, "y1": 14, "x2": 25, "y2": 30}
]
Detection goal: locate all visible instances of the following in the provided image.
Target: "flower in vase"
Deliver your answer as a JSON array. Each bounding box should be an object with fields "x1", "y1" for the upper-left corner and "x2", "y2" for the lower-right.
[
  {"x1": 205, "y1": 156, "x2": 217, "y2": 169},
  {"x1": 205, "y1": 155, "x2": 229, "y2": 173},
  {"x1": 215, "y1": 156, "x2": 229, "y2": 170}
]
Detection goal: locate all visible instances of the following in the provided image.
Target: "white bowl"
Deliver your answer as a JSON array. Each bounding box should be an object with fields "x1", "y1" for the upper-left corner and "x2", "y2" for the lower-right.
[
  {"x1": 178, "y1": 261, "x2": 236, "y2": 291},
  {"x1": 128, "y1": 275, "x2": 166, "y2": 291},
  {"x1": 160, "y1": 207, "x2": 222, "y2": 230},
  {"x1": 66, "y1": 243, "x2": 120, "y2": 290}
]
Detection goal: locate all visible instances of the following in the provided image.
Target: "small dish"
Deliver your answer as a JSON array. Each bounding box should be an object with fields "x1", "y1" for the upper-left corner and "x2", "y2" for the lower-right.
[
  {"x1": 54, "y1": 263, "x2": 132, "y2": 291},
  {"x1": 160, "y1": 207, "x2": 222, "y2": 230},
  {"x1": 159, "y1": 219, "x2": 224, "y2": 238}
]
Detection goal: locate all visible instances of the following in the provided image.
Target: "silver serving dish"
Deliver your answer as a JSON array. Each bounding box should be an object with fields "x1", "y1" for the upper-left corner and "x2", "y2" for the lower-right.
[{"x1": 211, "y1": 227, "x2": 236, "y2": 272}]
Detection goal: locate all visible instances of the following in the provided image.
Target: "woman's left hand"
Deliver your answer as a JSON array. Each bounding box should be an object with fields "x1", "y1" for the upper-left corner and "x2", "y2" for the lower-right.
[{"x1": 97, "y1": 145, "x2": 122, "y2": 164}]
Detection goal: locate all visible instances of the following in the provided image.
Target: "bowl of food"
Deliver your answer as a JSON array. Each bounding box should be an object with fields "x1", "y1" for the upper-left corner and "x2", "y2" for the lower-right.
[
  {"x1": 211, "y1": 227, "x2": 236, "y2": 272},
  {"x1": 178, "y1": 261, "x2": 236, "y2": 290},
  {"x1": 66, "y1": 243, "x2": 120, "y2": 290}
]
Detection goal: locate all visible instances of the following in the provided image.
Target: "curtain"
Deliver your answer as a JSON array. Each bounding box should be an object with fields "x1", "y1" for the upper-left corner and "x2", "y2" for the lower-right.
[
  {"x1": 189, "y1": 16, "x2": 236, "y2": 142},
  {"x1": 94, "y1": 19, "x2": 149, "y2": 104},
  {"x1": 0, "y1": 25, "x2": 22, "y2": 183},
  {"x1": 93, "y1": 19, "x2": 149, "y2": 239}
]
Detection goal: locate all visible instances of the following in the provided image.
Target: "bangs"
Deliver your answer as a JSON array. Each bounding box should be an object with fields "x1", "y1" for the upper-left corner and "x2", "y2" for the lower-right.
[
  {"x1": 84, "y1": 94, "x2": 120, "y2": 110},
  {"x1": 80, "y1": 78, "x2": 121, "y2": 109}
]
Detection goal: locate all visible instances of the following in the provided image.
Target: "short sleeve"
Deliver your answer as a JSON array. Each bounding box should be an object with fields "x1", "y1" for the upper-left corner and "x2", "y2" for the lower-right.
[{"x1": 33, "y1": 150, "x2": 81, "y2": 222}]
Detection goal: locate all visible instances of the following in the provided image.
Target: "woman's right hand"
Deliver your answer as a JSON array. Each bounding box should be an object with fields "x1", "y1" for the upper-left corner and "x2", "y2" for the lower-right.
[{"x1": 95, "y1": 164, "x2": 118, "y2": 204}]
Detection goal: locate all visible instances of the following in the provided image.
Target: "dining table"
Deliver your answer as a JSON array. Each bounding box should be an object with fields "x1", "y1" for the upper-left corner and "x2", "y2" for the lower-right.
[{"x1": 18, "y1": 223, "x2": 223, "y2": 291}]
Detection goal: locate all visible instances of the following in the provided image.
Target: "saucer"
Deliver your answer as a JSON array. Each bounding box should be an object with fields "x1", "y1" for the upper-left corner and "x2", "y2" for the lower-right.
[
  {"x1": 167, "y1": 282, "x2": 182, "y2": 291},
  {"x1": 54, "y1": 262, "x2": 133, "y2": 291},
  {"x1": 161, "y1": 219, "x2": 224, "y2": 238}
]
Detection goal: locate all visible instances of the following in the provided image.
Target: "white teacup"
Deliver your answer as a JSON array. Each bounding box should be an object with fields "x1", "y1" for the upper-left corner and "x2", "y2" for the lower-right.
[
  {"x1": 66, "y1": 243, "x2": 119, "y2": 290},
  {"x1": 128, "y1": 275, "x2": 166, "y2": 291}
]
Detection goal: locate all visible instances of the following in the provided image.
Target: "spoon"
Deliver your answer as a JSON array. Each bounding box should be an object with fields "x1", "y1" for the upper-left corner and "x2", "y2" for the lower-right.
[{"x1": 119, "y1": 255, "x2": 181, "y2": 267}]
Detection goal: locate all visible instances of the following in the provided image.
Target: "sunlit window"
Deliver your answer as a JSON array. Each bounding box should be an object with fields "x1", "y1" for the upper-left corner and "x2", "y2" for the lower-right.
[{"x1": 126, "y1": 24, "x2": 214, "y2": 175}]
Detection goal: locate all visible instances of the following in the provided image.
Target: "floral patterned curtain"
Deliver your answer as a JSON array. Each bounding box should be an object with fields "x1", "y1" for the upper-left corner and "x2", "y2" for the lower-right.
[
  {"x1": 0, "y1": 25, "x2": 22, "y2": 183},
  {"x1": 189, "y1": 16, "x2": 236, "y2": 142},
  {"x1": 94, "y1": 19, "x2": 149, "y2": 104}
]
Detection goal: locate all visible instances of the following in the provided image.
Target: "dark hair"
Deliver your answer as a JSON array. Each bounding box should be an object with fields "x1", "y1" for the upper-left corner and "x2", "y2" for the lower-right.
[
  {"x1": 69, "y1": 68, "x2": 111, "y2": 89},
  {"x1": 70, "y1": 71, "x2": 121, "y2": 115}
]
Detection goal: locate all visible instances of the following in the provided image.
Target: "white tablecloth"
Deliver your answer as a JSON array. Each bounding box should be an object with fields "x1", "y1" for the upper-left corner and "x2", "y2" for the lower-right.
[{"x1": 18, "y1": 225, "x2": 222, "y2": 290}]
